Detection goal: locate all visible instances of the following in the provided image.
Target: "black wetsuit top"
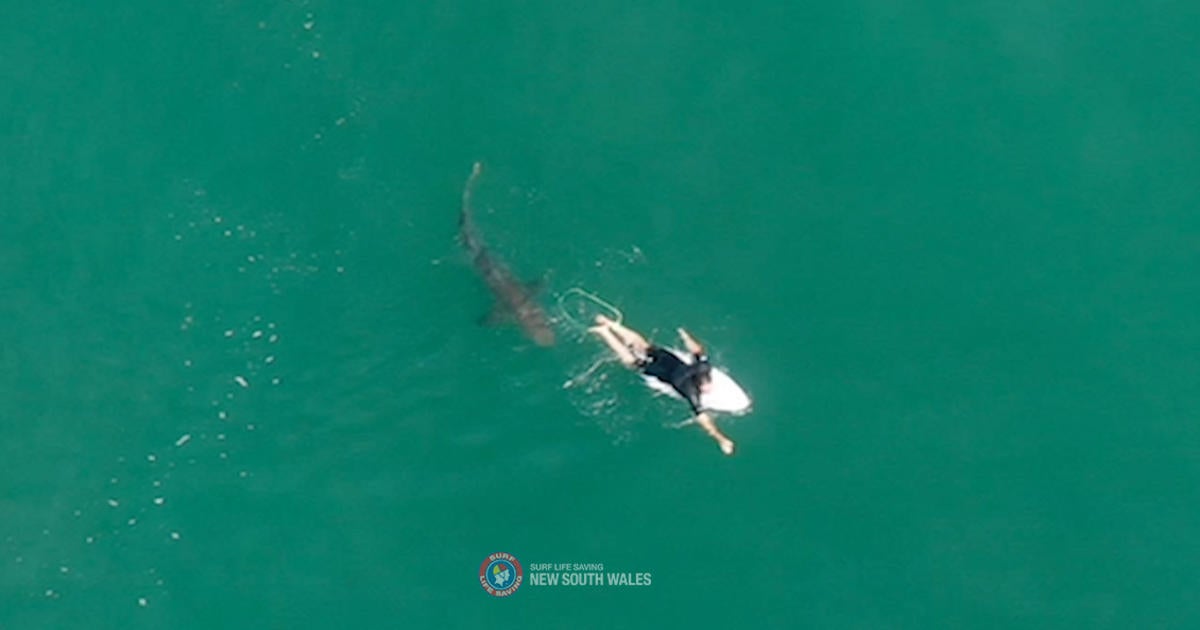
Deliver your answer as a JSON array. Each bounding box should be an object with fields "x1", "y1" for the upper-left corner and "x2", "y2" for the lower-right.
[{"x1": 639, "y1": 346, "x2": 712, "y2": 414}]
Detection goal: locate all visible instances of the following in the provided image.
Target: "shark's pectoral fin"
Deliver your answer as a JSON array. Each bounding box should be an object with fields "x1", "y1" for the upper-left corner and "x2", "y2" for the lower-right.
[{"x1": 480, "y1": 303, "x2": 513, "y2": 326}]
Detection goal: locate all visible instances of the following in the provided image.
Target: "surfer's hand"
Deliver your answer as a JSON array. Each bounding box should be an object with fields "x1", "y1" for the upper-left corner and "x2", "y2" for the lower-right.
[{"x1": 678, "y1": 328, "x2": 705, "y2": 355}]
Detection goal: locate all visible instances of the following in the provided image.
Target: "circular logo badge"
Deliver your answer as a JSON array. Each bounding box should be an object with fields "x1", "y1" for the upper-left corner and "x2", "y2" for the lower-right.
[{"x1": 479, "y1": 552, "x2": 523, "y2": 597}]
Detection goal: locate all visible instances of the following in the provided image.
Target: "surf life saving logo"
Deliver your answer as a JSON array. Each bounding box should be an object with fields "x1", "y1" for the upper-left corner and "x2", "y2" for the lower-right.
[{"x1": 479, "y1": 552, "x2": 523, "y2": 597}]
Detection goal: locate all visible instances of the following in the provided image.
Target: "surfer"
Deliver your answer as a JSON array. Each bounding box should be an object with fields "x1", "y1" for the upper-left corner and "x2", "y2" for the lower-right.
[{"x1": 588, "y1": 315, "x2": 737, "y2": 455}]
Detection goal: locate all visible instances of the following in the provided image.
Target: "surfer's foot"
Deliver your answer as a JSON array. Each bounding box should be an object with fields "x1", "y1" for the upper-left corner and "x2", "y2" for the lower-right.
[
  {"x1": 718, "y1": 439, "x2": 736, "y2": 456},
  {"x1": 589, "y1": 315, "x2": 623, "y2": 341},
  {"x1": 588, "y1": 315, "x2": 610, "y2": 333}
]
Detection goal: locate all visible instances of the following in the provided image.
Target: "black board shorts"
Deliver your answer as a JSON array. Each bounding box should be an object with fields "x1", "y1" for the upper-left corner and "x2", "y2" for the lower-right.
[{"x1": 638, "y1": 346, "x2": 709, "y2": 414}]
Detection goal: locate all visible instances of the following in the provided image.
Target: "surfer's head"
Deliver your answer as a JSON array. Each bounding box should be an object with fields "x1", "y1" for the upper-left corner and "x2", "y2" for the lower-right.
[
  {"x1": 696, "y1": 357, "x2": 710, "y2": 388},
  {"x1": 695, "y1": 361, "x2": 713, "y2": 391}
]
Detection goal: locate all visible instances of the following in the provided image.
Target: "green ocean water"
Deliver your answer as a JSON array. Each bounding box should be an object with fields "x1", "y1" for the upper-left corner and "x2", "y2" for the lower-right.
[{"x1": 3, "y1": 2, "x2": 1199, "y2": 628}]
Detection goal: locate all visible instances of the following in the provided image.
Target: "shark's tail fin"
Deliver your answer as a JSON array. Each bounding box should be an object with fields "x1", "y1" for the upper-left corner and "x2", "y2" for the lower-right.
[
  {"x1": 460, "y1": 161, "x2": 483, "y2": 231},
  {"x1": 458, "y1": 162, "x2": 485, "y2": 252}
]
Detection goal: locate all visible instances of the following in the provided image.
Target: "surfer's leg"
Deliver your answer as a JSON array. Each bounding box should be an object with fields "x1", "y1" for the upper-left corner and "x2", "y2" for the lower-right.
[
  {"x1": 694, "y1": 412, "x2": 736, "y2": 456},
  {"x1": 594, "y1": 316, "x2": 652, "y2": 355},
  {"x1": 589, "y1": 324, "x2": 640, "y2": 368}
]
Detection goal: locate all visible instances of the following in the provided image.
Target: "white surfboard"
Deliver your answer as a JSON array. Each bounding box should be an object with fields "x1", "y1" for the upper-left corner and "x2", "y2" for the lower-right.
[{"x1": 641, "y1": 348, "x2": 752, "y2": 415}]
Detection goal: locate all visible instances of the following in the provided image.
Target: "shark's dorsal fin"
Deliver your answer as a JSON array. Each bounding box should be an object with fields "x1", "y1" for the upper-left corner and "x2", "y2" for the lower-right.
[
  {"x1": 480, "y1": 302, "x2": 514, "y2": 326},
  {"x1": 524, "y1": 278, "x2": 546, "y2": 295},
  {"x1": 527, "y1": 268, "x2": 556, "y2": 295}
]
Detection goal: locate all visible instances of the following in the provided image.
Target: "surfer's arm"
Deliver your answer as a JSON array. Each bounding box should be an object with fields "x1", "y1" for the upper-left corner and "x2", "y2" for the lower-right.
[
  {"x1": 694, "y1": 412, "x2": 735, "y2": 456},
  {"x1": 677, "y1": 328, "x2": 706, "y2": 358}
]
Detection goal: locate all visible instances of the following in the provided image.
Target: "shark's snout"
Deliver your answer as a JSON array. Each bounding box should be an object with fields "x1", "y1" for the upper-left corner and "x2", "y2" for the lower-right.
[{"x1": 531, "y1": 326, "x2": 556, "y2": 347}]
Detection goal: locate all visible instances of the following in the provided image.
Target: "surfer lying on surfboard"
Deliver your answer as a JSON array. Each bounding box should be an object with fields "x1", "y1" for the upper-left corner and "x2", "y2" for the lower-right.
[{"x1": 588, "y1": 315, "x2": 737, "y2": 455}]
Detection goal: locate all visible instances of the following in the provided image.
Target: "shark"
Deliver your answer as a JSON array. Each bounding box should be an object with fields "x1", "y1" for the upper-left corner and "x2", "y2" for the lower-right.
[{"x1": 459, "y1": 162, "x2": 556, "y2": 346}]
